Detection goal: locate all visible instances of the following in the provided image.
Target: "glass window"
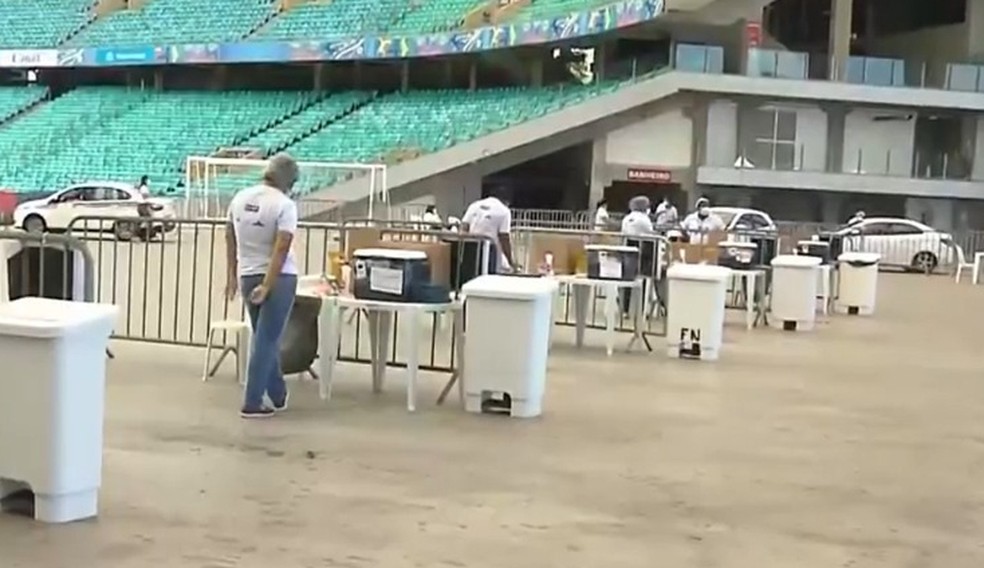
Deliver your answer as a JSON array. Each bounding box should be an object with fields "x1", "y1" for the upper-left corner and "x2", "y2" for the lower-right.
[
  {"x1": 860, "y1": 223, "x2": 890, "y2": 235},
  {"x1": 773, "y1": 142, "x2": 796, "y2": 170},
  {"x1": 57, "y1": 188, "x2": 86, "y2": 202},
  {"x1": 775, "y1": 110, "x2": 796, "y2": 141},
  {"x1": 735, "y1": 213, "x2": 772, "y2": 230},
  {"x1": 885, "y1": 222, "x2": 923, "y2": 235}
]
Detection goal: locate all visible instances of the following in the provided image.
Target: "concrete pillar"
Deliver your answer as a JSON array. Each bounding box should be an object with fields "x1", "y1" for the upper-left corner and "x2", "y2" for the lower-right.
[
  {"x1": 905, "y1": 198, "x2": 955, "y2": 231},
  {"x1": 824, "y1": 104, "x2": 846, "y2": 173},
  {"x1": 400, "y1": 61, "x2": 409, "y2": 92},
  {"x1": 468, "y1": 61, "x2": 477, "y2": 90},
  {"x1": 589, "y1": 136, "x2": 608, "y2": 207},
  {"x1": 828, "y1": 0, "x2": 852, "y2": 81},
  {"x1": 821, "y1": 193, "x2": 845, "y2": 224},
  {"x1": 968, "y1": 0, "x2": 984, "y2": 58},
  {"x1": 530, "y1": 59, "x2": 543, "y2": 87}
]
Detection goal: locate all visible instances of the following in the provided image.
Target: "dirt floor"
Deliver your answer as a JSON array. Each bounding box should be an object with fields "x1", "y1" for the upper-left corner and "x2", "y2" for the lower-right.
[{"x1": 2, "y1": 272, "x2": 984, "y2": 567}]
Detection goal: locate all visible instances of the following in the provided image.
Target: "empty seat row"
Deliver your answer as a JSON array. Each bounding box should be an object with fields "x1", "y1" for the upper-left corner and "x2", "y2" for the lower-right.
[{"x1": 0, "y1": 0, "x2": 94, "y2": 48}]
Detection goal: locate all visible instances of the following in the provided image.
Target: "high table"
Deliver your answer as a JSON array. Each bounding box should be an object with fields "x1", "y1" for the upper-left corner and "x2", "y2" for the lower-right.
[{"x1": 553, "y1": 275, "x2": 649, "y2": 357}]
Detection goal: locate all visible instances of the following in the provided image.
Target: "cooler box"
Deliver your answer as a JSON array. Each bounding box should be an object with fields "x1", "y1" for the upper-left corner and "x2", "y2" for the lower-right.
[
  {"x1": 461, "y1": 275, "x2": 558, "y2": 418},
  {"x1": 585, "y1": 244, "x2": 639, "y2": 281},
  {"x1": 750, "y1": 234, "x2": 779, "y2": 266},
  {"x1": 666, "y1": 264, "x2": 730, "y2": 361},
  {"x1": 717, "y1": 241, "x2": 758, "y2": 270},
  {"x1": 770, "y1": 254, "x2": 821, "y2": 331},
  {"x1": 797, "y1": 240, "x2": 832, "y2": 264},
  {"x1": 353, "y1": 248, "x2": 431, "y2": 303},
  {"x1": 836, "y1": 251, "x2": 880, "y2": 315}
]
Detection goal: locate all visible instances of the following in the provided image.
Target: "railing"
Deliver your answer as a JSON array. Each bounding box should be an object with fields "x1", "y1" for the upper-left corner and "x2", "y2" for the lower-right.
[
  {"x1": 746, "y1": 48, "x2": 809, "y2": 80},
  {"x1": 674, "y1": 43, "x2": 725, "y2": 74}
]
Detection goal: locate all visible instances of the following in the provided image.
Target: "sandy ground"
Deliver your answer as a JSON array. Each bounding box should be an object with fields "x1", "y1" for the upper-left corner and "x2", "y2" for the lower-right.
[{"x1": 2, "y1": 269, "x2": 984, "y2": 567}]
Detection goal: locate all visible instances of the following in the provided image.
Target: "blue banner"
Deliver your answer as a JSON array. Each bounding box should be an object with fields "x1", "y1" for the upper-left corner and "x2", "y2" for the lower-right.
[
  {"x1": 87, "y1": 45, "x2": 168, "y2": 66},
  {"x1": 59, "y1": 0, "x2": 662, "y2": 67}
]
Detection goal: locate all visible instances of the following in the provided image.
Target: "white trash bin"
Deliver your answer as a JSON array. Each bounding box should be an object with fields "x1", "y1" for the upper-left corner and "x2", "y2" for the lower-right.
[
  {"x1": 461, "y1": 275, "x2": 558, "y2": 418},
  {"x1": 836, "y1": 252, "x2": 880, "y2": 315},
  {"x1": 770, "y1": 254, "x2": 821, "y2": 331},
  {"x1": 0, "y1": 297, "x2": 118, "y2": 523},
  {"x1": 666, "y1": 264, "x2": 730, "y2": 361}
]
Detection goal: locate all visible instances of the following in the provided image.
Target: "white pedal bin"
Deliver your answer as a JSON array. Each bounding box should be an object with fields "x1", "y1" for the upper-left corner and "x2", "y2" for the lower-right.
[
  {"x1": 836, "y1": 252, "x2": 880, "y2": 315},
  {"x1": 770, "y1": 254, "x2": 821, "y2": 331},
  {"x1": 0, "y1": 298, "x2": 118, "y2": 523},
  {"x1": 666, "y1": 264, "x2": 730, "y2": 361},
  {"x1": 461, "y1": 275, "x2": 558, "y2": 418}
]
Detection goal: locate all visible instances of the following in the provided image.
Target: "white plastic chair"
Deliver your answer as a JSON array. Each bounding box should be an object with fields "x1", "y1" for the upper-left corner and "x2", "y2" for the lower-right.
[
  {"x1": 202, "y1": 319, "x2": 250, "y2": 384},
  {"x1": 954, "y1": 245, "x2": 975, "y2": 283}
]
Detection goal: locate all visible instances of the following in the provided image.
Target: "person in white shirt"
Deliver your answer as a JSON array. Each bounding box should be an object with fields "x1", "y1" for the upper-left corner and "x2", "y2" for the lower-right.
[
  {"x1": 462, "y1": 194, "x2": 514, "y2": 272},
  {"x1": 225, "y1": 153, "x2": 299, "y2": 419},
  {"x1": 421, "y1": 205, "x2": 442, "y2": 226},
  {"x1": 620, "y1": 195, "x2": 654, "y2": 236},
  {"x1": 654, "y1": 197, "x2": 678, "y2": 227},
  {"x1": 137, "y1": 175, "x2": 150, "y2": 198},
  {"x1": 680, "y1": 198, "x2": 726, "y2": 244},
  {"x1": 593, "y1": 199, "x2": 610, "y2": 231},
  {"x1": 846, "y1": 210, "x2": 865, "y2": 226}
]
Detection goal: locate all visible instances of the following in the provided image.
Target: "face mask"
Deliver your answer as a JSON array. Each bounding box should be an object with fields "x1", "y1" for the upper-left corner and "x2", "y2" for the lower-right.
[{"x1": 698, "y1": 207, "x2": 709, "y2": 219}]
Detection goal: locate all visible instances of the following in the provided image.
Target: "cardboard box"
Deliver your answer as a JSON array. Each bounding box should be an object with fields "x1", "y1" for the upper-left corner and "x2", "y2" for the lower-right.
[
  {"x1": 669, "y1": 231, "x2": 725, "y2": 265},
  {"x1": 526, "y1": 234, "x2": 585, "y2": 274},
  {"x1": 345, "y1": 227, "x2": 382, "y2": 258}
]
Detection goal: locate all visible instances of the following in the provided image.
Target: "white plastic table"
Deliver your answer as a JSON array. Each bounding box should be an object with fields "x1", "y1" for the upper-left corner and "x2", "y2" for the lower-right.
[
  {"x1": 318, "y1": 295, "x2": 463, "y2": 412},
  {"x1": 554, "y1": 275, "x2": 646, "y2": 357},
  {"x1": 728, "y1": 268, "x2": 767, "y2": 330}
]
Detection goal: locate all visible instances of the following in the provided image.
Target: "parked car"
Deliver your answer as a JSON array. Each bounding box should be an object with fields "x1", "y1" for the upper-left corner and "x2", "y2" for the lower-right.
[
  {"x1": 817, "y1": 217, "x2": 955, "y2": 271},
  {"x1": 708, "y1": 206, "x2": 778, "y2": 232},
  {"x1": 13, "y1": 182, "x2": 177, "y2": 240}
]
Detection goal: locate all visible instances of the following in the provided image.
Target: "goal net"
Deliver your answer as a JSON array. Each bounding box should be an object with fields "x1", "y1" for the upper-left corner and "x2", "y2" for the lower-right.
[{"x1": 183, "y1": 156, "x2": 389, "y2": 220}]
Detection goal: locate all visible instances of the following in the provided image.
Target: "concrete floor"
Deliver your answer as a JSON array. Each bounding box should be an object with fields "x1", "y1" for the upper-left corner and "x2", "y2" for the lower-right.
[{"x1": 2, "y1": 272, "x2": 984, "y2": 567}]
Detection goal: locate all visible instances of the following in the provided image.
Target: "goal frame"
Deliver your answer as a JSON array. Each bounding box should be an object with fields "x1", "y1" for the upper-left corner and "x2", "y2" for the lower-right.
[{"x1": 183, "y1": 156, "x2": 389, "y2": 220}]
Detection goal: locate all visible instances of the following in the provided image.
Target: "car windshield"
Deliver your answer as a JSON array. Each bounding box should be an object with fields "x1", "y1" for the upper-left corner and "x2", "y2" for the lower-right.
[{"x1": 710, "y1": 210, "x2": 737, "y2": 226}]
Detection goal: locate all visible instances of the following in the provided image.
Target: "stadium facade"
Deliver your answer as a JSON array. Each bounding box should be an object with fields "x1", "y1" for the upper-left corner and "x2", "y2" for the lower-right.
[{"x1": 0, "y1": 0, "x2": 983, "y2": 229}]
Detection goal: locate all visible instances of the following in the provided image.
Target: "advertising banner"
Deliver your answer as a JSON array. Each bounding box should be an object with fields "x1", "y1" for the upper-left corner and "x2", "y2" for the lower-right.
[
  {"x1": 90, "y1": 45, "x2": 168, "y2": 66},
  {"x1": 0, "y1": 49, "x2": 59, "y2": 68},
  {"x1": 52, "y1": 0, "x2": 663, "y2": 67}
]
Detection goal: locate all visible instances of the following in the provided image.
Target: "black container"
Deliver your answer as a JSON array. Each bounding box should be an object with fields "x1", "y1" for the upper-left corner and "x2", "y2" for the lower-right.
[
  {"x1": 586, "y1": 245, "x2": 639, "y2": 281},
  {"x1": 797, "y1": 240, "x2": 832, "y2": 264},
  {"x1": 280, "y1": 294, "x2": 321, "y2": 375},
  {"x1": 750, "y1": 234, "x2": 779, "y2": 265},
  {"x1": 445, "y1": 238, "x2": 496, "y2": 290},
  {"x1": 717, "y1": 241, "x2": 758, "y2": 269},
  {"x1": 353, "y1": 248, "x2": 432, "y2": 303}
]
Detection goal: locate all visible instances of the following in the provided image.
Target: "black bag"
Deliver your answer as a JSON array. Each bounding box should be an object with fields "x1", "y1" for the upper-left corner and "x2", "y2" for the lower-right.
[{"x1": 279, "y1": 294, "x2": 321, "y2": 375}]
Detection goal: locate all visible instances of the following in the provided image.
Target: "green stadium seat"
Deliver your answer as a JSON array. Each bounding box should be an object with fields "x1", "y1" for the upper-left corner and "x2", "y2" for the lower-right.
[
  {"x1": 511, "y1": 0, "x2": 612, "y2": 21},
  {"x1": 67, "y1": 0, "x2": 276, "y2": 46},
  {"x1": 0, "y1": 0, "x2": 95, "y2": 48}
]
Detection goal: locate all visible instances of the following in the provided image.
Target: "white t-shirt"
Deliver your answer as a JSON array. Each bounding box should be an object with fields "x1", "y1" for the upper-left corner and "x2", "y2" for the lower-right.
[
  {"x1": 654, "y1": 202, "x2": 678, "y2": 226},
  {"x1": 138, "y1": 183, "x2": 150, "y2": 198},
  {"x1": 620, "y1": 211, "x2": 654, "y2": 236},
  {"x1": 593, "y1": 206, "x2": 610, "y2": 230},
  {"x1": 680, "y1": 212, "x2": 726, "y2": 243},
  {"x1": 462, "y1": 197, "x2": 512, "y2": 270},
  {"x1": 227, "y1": 184, "x2": 298, "y2": 277}
]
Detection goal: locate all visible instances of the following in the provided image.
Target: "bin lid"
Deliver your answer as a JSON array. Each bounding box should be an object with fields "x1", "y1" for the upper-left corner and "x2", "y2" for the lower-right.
[
  {"x1": 798, "y1": 239, "x2": 829, "y2": 247},
  {"x1": 462, "y1": 275, "x2": 559, "y2": 300},
  {"x1": 584, "y1": 244, "x2": 639, "y2": 253},
  {"x1": 0, "y1": 298, "x2": 118, "y2": 338},
  {"x1": 837, "y1": 251, "x2": 881, "y2": 264},
  {"x1": 353, "y1": 248, "x2": 427, "y2": 260},
  {"x1": 667, "y1": 263, "x2": 731, "y2": 282},
  {"x1": 771, "y1": 254, "x2": 821, "y2": 268},
  {"x1": 719, "y1": 241, "x2": 758, "y2": 249}
]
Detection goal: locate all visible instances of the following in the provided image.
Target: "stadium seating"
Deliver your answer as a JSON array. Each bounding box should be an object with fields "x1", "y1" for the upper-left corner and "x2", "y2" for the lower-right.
[
  {"x1": 0, "y1": 0, "x2": 95, "y2": 48},
  {"x1": 512, "y1": 0, "x2": 612, "y2": 20},
  {"x1": 387, "y1": 0, "x2": 487, "y2": 34},
  {"x1": 0, "y1": 86, "x2": 49, "y2": 123},
  {"x1": 67, "y1": 0, "x2": 276, "y2": 46},
  {"x1": 257, "y1": 0, "x2": 410, "y2": 41}
]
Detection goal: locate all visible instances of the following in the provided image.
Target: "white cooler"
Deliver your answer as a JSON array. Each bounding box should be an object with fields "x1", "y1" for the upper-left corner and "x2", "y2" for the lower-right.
[
  {"x1": 836, "y1": 252, "x2": 880, "y2": 315},
  {"x1": 461, "y1": 275, "x2": 558, "y2": 418},
  {"x1": 0, "y1": 297, "x2": 118, "y2": 523},
  {"x1": 666, "y1": 264, "x2": 730, "y2": 361},
  {"x1": 770, "y1": 254, "x2": 821, "y2": 331}
]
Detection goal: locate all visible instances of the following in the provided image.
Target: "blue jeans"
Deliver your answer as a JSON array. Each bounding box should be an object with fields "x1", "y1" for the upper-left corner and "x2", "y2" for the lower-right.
[{"x1": 240, "y1": 273, "x2": 297, "y2": 411}]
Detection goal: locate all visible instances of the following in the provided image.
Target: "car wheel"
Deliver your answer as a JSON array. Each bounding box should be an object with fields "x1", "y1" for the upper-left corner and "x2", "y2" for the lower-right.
[
  {"x1": 114, "y1": 221, "x2": 136, "y2": 241},
  {"x1": 22, "y1": 215, "x2": 46, "y2": 234},
  {"x1": 911, "y1": 251, "x2": 938, "y2": 273}
]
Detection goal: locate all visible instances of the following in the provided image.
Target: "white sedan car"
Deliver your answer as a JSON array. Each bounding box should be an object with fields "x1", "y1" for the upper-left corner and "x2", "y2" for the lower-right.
[
  {"x1": 14, "y1": 182, "x2": 177, "y2": 240},
  {"x1": 825, "y1": 217, "x2": 955, "y2": 271}
]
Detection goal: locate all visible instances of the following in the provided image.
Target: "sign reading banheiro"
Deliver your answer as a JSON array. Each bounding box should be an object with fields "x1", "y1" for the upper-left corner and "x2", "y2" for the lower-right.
[
  {"x1": 0, "y1": 49, "x2": 59, "y2": 68},
  {"x1": 626, "y1": 168, "x2": 672, "y2": 183}
]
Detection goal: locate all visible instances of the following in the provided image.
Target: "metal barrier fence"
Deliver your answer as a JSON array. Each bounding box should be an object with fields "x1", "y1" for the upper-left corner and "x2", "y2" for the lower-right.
[{"x1": 0, "y1": 230, "x2": 96, "y2": 303}]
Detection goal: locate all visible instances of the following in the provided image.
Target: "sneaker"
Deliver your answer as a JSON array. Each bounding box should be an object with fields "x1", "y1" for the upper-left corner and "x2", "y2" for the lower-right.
[
  {"x1": 272, "y1": 391, "x2": 289, "y2": 413},
  {"x1": 240, "y1": 407, "x2": 275, "y2": 419}
]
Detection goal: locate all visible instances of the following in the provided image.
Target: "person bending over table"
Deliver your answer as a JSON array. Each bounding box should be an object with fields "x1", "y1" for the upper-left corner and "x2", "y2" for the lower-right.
[
  {"x1": 462, "y1": 191, "x2": 514, "y2": 273},
  {"x1": 225, "y1": 153, "x2": 300, "y2": 419}
]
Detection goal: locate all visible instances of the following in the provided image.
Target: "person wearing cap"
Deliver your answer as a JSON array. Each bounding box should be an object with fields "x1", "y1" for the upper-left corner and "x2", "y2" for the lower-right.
[
  {"x1": 681, "y1": 197, "x2": 726, "y2": 244},
  {"x1": 619, "y1": 195, "x2": 655, "y2": 314},
  {"x1": 225, "y1": 153, "x2": 300, "y2": 419}
]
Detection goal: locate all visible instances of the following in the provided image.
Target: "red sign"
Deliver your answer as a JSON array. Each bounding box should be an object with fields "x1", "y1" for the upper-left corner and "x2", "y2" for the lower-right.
[
  {"x1": 745, "y1": 21, "x2": 762, "y2": 48},
  {"x1": 626, "y1": 168, "x2": 672, "y2": 183}
]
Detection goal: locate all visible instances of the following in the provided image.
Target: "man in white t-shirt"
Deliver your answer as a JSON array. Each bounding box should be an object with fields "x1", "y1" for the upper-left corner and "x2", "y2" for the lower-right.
[
  {"x1": 226, "y1": 153, "x2": 299, "y2": 419},
  {"x1": 462, "y1": 194, "x2": 514, "y2": 272},
  {"x1": 620, "y1": 195, "x2": 654, "y2": 236}
]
